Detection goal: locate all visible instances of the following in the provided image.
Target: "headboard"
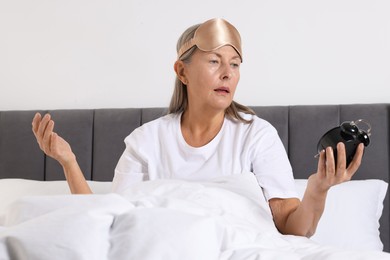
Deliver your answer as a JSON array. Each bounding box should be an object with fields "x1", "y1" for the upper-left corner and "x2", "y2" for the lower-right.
[{"x1": 0, "y1": 103, "x2": 389, "y2": 250}]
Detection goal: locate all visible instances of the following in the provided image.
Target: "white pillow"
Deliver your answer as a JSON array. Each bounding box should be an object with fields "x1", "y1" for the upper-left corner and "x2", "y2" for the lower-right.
[
  {"x1": 0, "y1": 179, "x2": 112, "y2": 214},
  {"x1": 295, "y1": 179, "x2": 388, "y2": 251}
]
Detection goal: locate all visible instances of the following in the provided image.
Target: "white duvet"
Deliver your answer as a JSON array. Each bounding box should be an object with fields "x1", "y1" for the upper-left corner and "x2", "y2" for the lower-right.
[{"x1": 0, "y1": 173, "x2": 389, "y2": 260}]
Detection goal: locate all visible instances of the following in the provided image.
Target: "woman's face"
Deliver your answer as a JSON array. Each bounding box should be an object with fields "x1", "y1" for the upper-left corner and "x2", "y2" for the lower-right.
[{"x1": 183, "y1": 45, "x2": 241, "y2": 112}]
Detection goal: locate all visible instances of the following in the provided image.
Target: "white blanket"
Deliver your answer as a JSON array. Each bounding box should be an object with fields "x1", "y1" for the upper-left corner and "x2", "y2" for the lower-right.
[{"x1": 0, "y1": 173, "x2": 389, "y2": 260}]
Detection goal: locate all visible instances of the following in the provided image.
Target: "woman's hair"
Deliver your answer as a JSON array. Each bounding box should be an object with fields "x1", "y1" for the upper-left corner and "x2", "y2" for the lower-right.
[{"x1": 168, "y1": 23, "x2": 255, "y2": 124}]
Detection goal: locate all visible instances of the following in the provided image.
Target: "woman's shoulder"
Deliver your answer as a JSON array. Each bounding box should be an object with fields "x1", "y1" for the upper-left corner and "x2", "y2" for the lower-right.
[
  {"x1": 235, "y1": 112, "x2": 276, "y2": 131},
  {"x1": 228, "y1": 112, "x2": 281, "y2": 143},
  {"x1": 141, "y1": 113, "x2": 179, "y2": 128},
  {"x1": 126, "y1": 113, "x2": 179, "y2": 139}
]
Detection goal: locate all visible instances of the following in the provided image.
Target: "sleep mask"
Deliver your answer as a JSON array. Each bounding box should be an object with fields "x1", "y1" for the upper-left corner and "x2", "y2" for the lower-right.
[
  {"x1": 315, "y1": 119, "x2": 371, "y2": 167},
  {"x1": 177, "y1": 18, "x2": 243, "y2": 61}
]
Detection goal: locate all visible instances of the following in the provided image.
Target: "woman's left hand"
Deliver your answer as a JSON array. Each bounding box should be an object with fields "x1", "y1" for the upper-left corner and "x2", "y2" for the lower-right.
[{"x1": 309, "y1": 142, "x2": 365, "y2": 193}]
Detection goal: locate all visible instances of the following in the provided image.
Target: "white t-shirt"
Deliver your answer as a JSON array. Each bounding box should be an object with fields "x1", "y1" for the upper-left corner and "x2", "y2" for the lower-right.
[{"x1": 112, "y1": 112, "x2": 298, "y2": 200}]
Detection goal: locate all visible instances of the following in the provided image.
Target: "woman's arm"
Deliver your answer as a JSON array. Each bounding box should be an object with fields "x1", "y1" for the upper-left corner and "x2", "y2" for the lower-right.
[
  {"x1": 32, "y1": 113, "x2": 92, "y2": 194},
  {"x1": 269, "y1": 142, "x2": 364, "y2": 237}
]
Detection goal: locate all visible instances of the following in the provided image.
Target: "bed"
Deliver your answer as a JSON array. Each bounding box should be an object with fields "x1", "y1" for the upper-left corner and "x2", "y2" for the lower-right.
[{"x1": 0, "y1": 103, "x2": 389, "y2": 259}]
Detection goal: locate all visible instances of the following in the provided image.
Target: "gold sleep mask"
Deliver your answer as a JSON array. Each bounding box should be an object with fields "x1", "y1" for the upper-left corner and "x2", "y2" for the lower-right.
[{"x1": 177, "y1": 18, "x2": 243, "y2": 62}]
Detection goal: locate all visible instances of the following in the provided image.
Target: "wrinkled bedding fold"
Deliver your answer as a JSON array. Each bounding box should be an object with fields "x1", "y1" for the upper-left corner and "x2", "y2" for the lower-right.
[{"x1": 0, "y1": 173, "x2": 389, "y2": 260}]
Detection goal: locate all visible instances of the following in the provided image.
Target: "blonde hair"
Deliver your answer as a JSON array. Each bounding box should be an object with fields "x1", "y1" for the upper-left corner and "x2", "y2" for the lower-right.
[{"x1": 168, "y1": 23, "x2": 255, "y2": 124}]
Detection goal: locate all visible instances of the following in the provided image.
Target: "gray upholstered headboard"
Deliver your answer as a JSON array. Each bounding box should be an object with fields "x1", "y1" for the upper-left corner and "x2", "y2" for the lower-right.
[{"x1": 0, "y1": 104, "x2": 389, "y2": 251}]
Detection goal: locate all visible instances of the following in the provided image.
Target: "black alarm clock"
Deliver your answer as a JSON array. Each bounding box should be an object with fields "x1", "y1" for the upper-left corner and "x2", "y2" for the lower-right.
[{"x1": 315, "y1": 119, "x2": 371, "y2": 166}]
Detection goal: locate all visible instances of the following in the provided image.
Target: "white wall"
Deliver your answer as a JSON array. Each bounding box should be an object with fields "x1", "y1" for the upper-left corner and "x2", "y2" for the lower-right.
[{"x1": 0, "y1": 0, "x2": 389, "y2": 110}]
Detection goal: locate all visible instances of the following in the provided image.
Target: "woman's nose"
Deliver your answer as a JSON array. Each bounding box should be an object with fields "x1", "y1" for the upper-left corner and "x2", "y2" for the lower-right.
[{"x1": 220, "y1": 64, "x2": 232, "y2": 80}]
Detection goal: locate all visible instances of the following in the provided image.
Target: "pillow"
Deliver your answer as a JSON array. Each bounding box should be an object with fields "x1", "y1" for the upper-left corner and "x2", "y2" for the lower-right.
[
  {"x1": 0, "y1": 179, "x2": 112, "y2": 214},
  {"x1": 295, "y1": 179, "x2": 388, "y2": 251}
]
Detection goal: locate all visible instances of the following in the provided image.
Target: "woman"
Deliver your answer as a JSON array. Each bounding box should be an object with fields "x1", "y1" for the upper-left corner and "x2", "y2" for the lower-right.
[{"x1": 32, "y1": 18, "x2": 364, "y2": 237}]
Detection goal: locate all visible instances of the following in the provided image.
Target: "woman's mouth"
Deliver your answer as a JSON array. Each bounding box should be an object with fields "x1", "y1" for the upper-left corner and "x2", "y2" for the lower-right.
[{"x1": 214, "y1": 87, "x2": 230, "y2": 94}]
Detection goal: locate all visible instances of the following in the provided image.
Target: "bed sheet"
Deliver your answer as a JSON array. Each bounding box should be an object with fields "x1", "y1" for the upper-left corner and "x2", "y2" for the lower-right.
[{"x1": 0, "y1": 173, "x2": 389, "y2": 260}]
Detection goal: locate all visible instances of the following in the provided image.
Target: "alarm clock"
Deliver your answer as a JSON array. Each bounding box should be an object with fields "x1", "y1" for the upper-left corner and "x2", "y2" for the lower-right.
[{"x1": 315, "y1": 119, "x2": 371, "y2": 166}]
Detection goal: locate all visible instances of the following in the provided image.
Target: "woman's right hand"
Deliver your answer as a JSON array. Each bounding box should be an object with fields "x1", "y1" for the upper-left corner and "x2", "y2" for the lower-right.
[{"x1": 32, "y1": 113, "x2": 76, "y2": 166}]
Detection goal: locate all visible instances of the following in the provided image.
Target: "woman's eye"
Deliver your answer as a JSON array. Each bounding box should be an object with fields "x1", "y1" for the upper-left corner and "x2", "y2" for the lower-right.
[
  {"x1": 231, "y1": 63, "x2": 240, "y2": 68},
  {"x1": 210, "y1": 60, "x2": 219, "y2": 64}
]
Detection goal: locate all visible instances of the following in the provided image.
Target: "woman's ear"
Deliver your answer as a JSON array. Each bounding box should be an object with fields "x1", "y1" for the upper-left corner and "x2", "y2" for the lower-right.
[{"x1": 174, "y1": 61, "x2": 188, "y2": 85}]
